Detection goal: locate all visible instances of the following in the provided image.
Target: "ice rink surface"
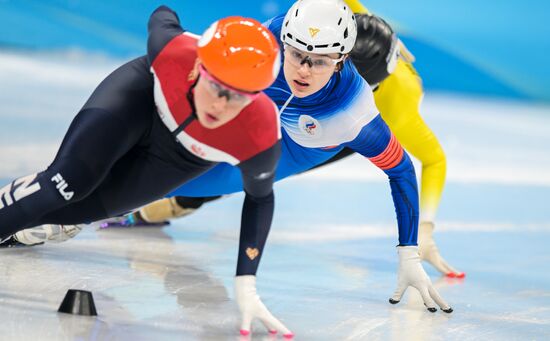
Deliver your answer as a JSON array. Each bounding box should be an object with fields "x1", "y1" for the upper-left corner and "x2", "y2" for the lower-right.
[{"x1": 1, "y1": 51, "x2": 550, "y2": 340}]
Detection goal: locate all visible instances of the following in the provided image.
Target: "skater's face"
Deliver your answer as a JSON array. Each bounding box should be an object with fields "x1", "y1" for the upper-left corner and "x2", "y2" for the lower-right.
[
  {"x1": 194, "y1": 64, "x2": 259, "y2": 129},
  {"x1": 283, "y1": 45, "x2": 345, "y2": 98}
]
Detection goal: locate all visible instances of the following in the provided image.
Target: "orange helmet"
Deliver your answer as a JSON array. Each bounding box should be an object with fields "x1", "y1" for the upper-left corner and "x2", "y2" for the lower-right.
[{"x1": 197, "y1": 16, "x2": 281, "y2": 93}]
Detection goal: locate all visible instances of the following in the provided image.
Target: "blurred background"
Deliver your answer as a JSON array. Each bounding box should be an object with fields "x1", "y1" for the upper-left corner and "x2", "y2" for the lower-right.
[
  {"x1": 2, "y1": 0, "x2": 550, "y2": 182},
  {"x1": 1, "y1": 0, "x2": 549, "y2": 101}
]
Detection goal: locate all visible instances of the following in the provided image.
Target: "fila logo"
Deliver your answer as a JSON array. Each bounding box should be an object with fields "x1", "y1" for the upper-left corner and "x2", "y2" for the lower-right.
[
  {"x1": 0, "y1": 173, "x2": 41, "y2": 210},
  {"x1": 51, "y1": 173, "x2": 74, "y2": 201}
]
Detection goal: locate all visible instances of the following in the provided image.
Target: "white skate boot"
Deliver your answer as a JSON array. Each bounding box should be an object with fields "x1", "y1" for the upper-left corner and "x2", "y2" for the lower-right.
[{"x1": 1, "y1": 224, "x2": 84, "y2": 247}]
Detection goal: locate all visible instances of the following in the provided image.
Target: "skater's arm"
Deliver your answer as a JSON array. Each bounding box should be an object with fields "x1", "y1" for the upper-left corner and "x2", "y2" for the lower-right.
[
  {"x1": 235, "y1": 142, "x2": 281, "y2": 275},
  {"x1": 344, "y1": 114, "x2": 419, "y2": 246}
]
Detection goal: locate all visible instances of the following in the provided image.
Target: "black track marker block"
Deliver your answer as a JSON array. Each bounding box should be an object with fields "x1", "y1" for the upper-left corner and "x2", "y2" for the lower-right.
[{"x1": 58, "y1": 289, "x2": 97, "y2": 316}]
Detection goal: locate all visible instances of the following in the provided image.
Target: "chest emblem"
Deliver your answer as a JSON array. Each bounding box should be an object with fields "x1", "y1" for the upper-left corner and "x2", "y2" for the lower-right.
[{"x1": 299, "y1": 115, "x2": 322, "y2": 137}]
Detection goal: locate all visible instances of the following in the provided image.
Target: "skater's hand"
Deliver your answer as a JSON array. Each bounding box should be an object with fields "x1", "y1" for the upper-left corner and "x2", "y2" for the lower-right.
[
  {"x1": 419, "y1": 222, "x2": 465, "y2": 278},
  {"x1": 389, "y1": 246, "x2": 453, "y2": 313},
  {"x1": 235, "y1": 275, "x2": 294, "y2": 338}
]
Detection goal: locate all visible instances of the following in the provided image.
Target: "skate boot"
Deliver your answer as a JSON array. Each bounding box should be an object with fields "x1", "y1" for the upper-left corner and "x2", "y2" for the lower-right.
[{"x1": 0, "y1": 224, "x2": 84, "y2": 247}]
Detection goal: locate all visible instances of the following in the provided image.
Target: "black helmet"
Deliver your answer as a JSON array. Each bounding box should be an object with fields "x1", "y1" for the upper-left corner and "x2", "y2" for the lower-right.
[{"x1": 350, "y1": 14, "x2": 399, "y2": 85}]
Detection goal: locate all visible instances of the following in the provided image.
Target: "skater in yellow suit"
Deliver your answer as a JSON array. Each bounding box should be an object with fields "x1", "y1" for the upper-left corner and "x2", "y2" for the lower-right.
[
  {"x1": 6, "y1": 0, "x2": 464, "y2": 278},
  {"x1": 347, "y1": 0, "x2": 462, "y2": 277}
]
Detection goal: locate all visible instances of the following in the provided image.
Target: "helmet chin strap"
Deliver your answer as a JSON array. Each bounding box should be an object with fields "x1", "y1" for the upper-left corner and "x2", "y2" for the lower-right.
[{"x1": 186, "y1": 77, "x2": 200, "y2": 118}]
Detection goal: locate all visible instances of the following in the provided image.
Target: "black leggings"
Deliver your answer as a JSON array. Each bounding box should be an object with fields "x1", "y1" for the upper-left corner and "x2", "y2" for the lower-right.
[{"x1": 0, "y1": 56, "x2": 213, "y2": 239}]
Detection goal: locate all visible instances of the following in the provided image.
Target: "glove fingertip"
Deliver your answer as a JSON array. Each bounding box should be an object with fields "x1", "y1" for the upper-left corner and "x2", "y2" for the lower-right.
[
  {"x1": 446, "y1": 271, "x2": 466, "y2": 279},
  {"x1": 427, "y1": 307, "x2": 437, "y2": 313},
  {"x1": 240, "y1": 329, "x2": 250, "y2": 336},
  {"x1": 283, "y1": 332, "x2": 295, "y2": 339},
  {"x1": 269, "y1": 330, "x2": 277, "y2": 335},
  {"x1": 442, "y1": 307, "x2": 454, "y2": 313},
  {"x1": 389, "y1": 298, "x2": 400, "y2": 304}
]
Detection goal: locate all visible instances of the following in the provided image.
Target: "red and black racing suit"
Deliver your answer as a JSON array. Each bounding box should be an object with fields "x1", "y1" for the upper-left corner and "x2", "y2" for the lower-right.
[{"x1": 0, "y1": 6, "x2": 280, "y2": 275}]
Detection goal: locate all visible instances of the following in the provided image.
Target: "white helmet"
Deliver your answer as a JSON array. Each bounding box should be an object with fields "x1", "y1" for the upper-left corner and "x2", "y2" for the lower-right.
[{"x1": 281, "y1": 0, "x2": 357, "y2": 54}]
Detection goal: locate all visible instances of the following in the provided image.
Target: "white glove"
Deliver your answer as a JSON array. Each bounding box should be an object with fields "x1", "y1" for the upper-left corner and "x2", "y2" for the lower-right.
[
  {"x1": 389, "y1": 246, "x2": 453, "y2": 313},
  {"x1": 235, "y1": 275, "x2": 294, "y2": 338},
  {"x1": 418, "y1": 222, "x2": 465, "y2": 278}
]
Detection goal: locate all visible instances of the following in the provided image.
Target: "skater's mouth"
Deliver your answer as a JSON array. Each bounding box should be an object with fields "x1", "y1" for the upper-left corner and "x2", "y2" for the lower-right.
[
  {"x1": 205, "y1": 113, "x2": 219, "y2": 123},
  {"x1": 294, "y1": 79, "x2": 309, "y2": 87}
]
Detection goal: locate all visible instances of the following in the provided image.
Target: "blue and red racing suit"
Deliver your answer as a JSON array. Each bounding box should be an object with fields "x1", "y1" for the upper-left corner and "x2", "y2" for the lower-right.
[
  {"x1": 168, "y1": 14, "x2": 419, "y2": 246},
  {"x1": 0, "y1": 6, "x2": 281, "y2": 275}
]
